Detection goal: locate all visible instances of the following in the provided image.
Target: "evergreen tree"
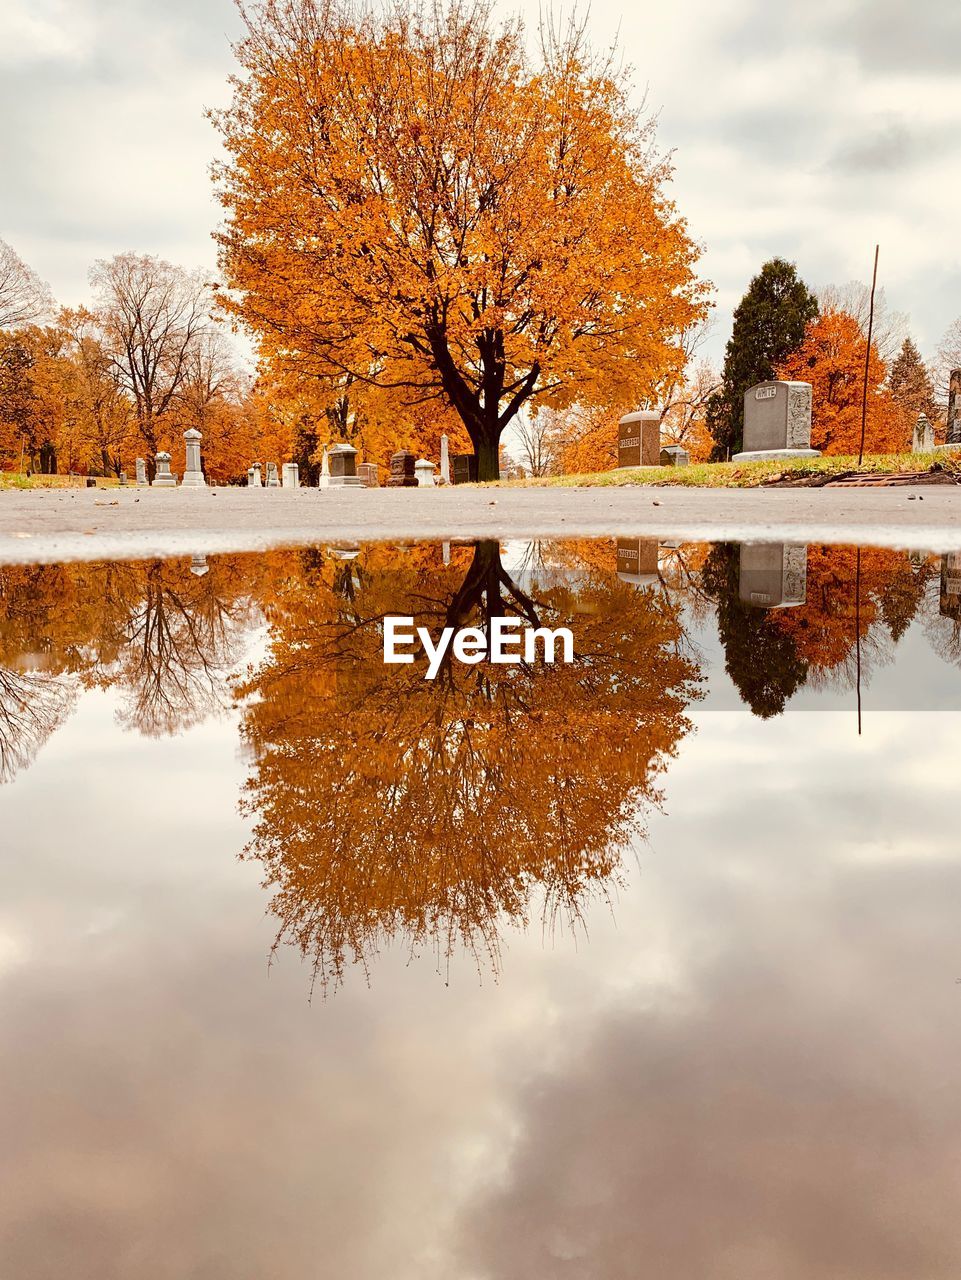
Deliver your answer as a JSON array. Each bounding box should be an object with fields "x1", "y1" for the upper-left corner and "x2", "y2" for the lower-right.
[
  {"x1": 707, "y1": 258, "x2": 818, "y2": 459},
  {"x1": 888, "y1": 337, "x2": 939, "y2": 429}
]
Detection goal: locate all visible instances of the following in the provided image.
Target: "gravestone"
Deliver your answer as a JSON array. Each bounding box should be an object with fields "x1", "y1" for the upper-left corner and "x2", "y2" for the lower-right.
[
  {"x1": 266, "y1": 462, "x2": 280, "y2": 487},
  {"x1": 618, "y1": 410, "x2": 660, "y2": 468},
  {"x1": 249, "y1": 463, "x2": 263, "y2": 487},
  {"x1": 451, "y1": 454, "x2": 477, "y2": 485},
  {"x1": 152, "y1": 451, "x2": 177, "y2": 487},
  {"x1": 135, "y1": 457, "x2": 147, "y2": 487},
  {"x1": 388, "y1": 449, "x2": 418, "y2": 487},
  {"x1": 282, "y1": 462, "x2": 300, "y2": 488},
  {"x1": 357, "y1": 462, "x2": 379, "y2": 487},
  {"x1": 941, "y1": 552, "x2": 961, "y2": 620},
  {"x1": 937, "y1": 370, "x2": 961, "y2": 453},
  {"x1": 738, "y1": 543, "x2": 808, "y2": 608},
  {"x1": 328, "y1": 443, "x2": 364, "y2": 487},
  {"x1": 415, "y1": 458, "x2": 437, "y2": 486},
  {"x1": 616, "y1": 538, "x2": 659, "y2": 586},
  {"x1": 119, "y1": 472, "x2": 128, "y2": 486},
  {"x1": 913, "y1": 413, "x2": 936, "y2": 453},
  {"x1": 190, "y1": 553, "x2": 209, "y2": 578},
  {"x1": 659, "y1": 445, "x2": 690, "y2": 467},
  {"x1": 734, "y1": 381, "x2": 819, "y2": 462},
  {"x1": 439, "y1": 434, "x2": 451, "y2": 485},
  {"x1": 181, "y1": 428, "x2": 207, "y2": 487}
]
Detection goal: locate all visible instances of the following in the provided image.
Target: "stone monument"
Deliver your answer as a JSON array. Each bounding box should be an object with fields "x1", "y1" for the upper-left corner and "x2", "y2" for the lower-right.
[
  {"x1": 181, "y1": 428, "x2": 206, "y2": 487},
  {"x1": 616, "y1": 538, "x2": 659, "y2": 586},
  {"x1": 282, "y1": 462, "x2": 300, "y2": 488},
  {"x1": 119, "y1": 471, "x2": 128, "y2": 486},
  {"x1": 328, "y1": 443, "x2": 364, "y2": 487},
  {"x1": 439, "y1": 434, "x2": 451, "y2": 485},
  {"x1": 738, "y1": 544, "x2": 808, "y2": 608},
  {"x1": 249, "y1": 463, "x2": 263, "y2": 487},
  {"x1": 357, "y1": 462, "x2": 379, "y2": 487},
  {"x1": 135, "y1": 457, "x2": 147, "y2": 487},
  {"x1": 659, "y1": 445, "x2": 690, "y2": 467},
  {"x1": 937, "y1": 370, "x2": 961, "y2": 454},
  {"x1": 941, "y1": 552, "x2": 961, "y2": 620},
  {"x1": 913, "y1": 413, "x2": 936, "y2": 453},
  {"x1": 618, "y1": 410, "x2": 660, "y2": 468},
  {"x1": 266, "y1": 462, "x2": 280, "y2": 487},
  {"x1": 190, "y1": 554, "x2": 209, "y2": 578},
  {"x1": 388, "y1": 449, "x2": 417, "y2": 487},
  {"x1": 733, "y1": 381, "x2": 819, "y2": 463},
  {"x1": 152, "y1": 451, "x2": 176, "y2": 487},
  {"x1": 451, "y1": 454, "x2": 477, "y2": 484},
  {"x1": 415, "y1": 458, "x2": 437, "y2": 486}
]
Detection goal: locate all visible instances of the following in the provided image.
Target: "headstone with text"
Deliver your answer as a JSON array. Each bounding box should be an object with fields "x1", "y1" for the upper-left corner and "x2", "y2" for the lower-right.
[
  {"x1": 734, "y1": 381, "x2": 819, "y2": 462},
  {"x1": 282, "y1": 462, "x2": 300, "y2": 488},
  {"x1": 357, "y1": 462, "x2": 379, "y2": 487},
  {"x1": 618, "y1": 411, "x2": 660, "y2": 468},
  {"x1": 388, "y1": 449, "x2": 418, "y2": 487},
  {"x1": 616, "y1": 538, "x2": 659, "y2": 586},
  {"x1": 738, "y1": 543, "x2": 808, "y2": 608}
]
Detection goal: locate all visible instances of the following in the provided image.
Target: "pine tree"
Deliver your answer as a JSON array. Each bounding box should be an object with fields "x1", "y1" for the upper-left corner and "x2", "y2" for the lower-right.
[
  {"x1": 888, "y1": 337, "x2": 939, "y2": 431},
  {"x1": 707, "y1": 258, "x2": 818, "y2": 459}
]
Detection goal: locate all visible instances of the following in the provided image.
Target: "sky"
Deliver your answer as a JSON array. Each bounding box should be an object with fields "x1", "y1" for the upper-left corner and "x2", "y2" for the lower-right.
[{"x1": 1, "y1": 0, "x2": 960, "y2": 368}]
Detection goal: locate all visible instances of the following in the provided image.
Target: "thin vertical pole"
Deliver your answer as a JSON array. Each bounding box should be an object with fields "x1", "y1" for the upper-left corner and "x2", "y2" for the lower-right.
[
  {"x1": 858, "y1": 246, "x2": 880, "y2": 467},
  {"x1": 855, "y1": 547, "x2": 863, "y2": 737}
]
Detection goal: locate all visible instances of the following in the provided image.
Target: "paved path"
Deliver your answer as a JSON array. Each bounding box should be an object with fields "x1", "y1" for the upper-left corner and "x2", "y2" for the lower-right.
[{"x1": 0, "y1": 484, "x2": 958, "y2": 562}]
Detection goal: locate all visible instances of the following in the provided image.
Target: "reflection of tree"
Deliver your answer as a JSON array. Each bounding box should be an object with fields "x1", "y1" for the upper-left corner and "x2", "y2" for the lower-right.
[
  {"x1": 238, "y1": 541, "x2": 701, "y2": 992},
  {"x1": 0, "y1": 666, "x2": 76, "y2": 784},
  {"x1": 701, "y1": 544, "x2": 808, "y2": 718}
]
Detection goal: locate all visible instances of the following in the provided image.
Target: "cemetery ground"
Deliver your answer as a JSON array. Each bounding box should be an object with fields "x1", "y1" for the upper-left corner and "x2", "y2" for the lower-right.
[{"x1": 1, "y1": 480, "x2": 960, "y2": 564}]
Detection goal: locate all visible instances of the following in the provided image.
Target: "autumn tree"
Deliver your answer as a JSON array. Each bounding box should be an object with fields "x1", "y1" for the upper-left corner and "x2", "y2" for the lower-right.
[
  {"x1": 888, "y1": 337, "x2": 940, "y2": 445},
  {"x1": 777, "y1": 309, "x2": 901, "y2": 454},
  {"x1": 91, "y1": 253, "x2": 214, "y2": 463},
  {"x1": 0, "y1": 239, "x2": 54, "y2": 329},
  {"x1": 707, "y1": 258, "x2": 818, "y2": 459},
  {"x1": 212, "y1": 0, "x2": 708, "y2": 480}
]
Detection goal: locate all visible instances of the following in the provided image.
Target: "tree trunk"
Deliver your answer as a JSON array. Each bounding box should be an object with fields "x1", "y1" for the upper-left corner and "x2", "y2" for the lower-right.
[{"x1": 473, "y1": 429, "x2": 500, "y2": 482}]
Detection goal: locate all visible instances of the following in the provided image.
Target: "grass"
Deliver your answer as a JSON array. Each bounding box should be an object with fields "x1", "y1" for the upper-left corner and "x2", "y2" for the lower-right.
[
  {"x1": 502, "y1": 451, "x2": 961, "y2": 489},
  {"x1": 0, "y1": 472, "x2": 121, "y2": 491}
]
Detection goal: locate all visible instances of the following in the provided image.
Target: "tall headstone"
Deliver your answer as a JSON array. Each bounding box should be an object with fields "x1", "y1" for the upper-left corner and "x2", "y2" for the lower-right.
[
  {"x1": 151, "y1": 451, "x2": 176, "y2": 487},
  {"x1": 388, "y1": 449, "x2": 417, "y2": 487},
  {"x1": 913, "y1": 413, "x2": 936, "y2": 453},
  {"x1": 249, "y1": 463, "x2": 263, "y2": 487},
  {"x1": 328, "y1": 443, "x2": 364, "y2": 487},
  {"x1": 414, "y1": 458, "x2": 437, "y2": 487},
  {"x1": 618, "y1": 411, "x2": 660, "y2": 468},
  {"x1": 135, "y1": 457, "x2": 147, "y2": 487},
  {"x1": 439, "y1": 434, "x2": 451, "y2": 485},
  {"x1": 318, "y1": 447, "x2": 331, "y2": 489},
  {"x1": 616, "y1": 539, "x2": 659, "y2": 586},
  {"x1": 738, "y1": 544, "x2": 808, "y2": 608},
  {"x1": 282, "y1": 462, "x2": 300, "y2": 488},
  {"x1": 266, "y1": 462, "x2": 280, "y2": 487},
  {"x1": 733, "y1": 382, "x2": 819, "y2": 462},
  {"x1": 181, "y1": 428, "x2": 206, "y2": 487}
]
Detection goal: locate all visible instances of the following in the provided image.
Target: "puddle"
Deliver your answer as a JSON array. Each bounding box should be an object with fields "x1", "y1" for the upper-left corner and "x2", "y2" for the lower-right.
[{"x1": 2, "y1": 538, "x2": 961, "y2": 1276}]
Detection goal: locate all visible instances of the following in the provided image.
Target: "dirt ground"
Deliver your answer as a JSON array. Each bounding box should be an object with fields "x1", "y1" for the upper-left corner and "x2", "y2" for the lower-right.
[{"x1": 0, "y1": 483, "x2": 958, "y2": 563}]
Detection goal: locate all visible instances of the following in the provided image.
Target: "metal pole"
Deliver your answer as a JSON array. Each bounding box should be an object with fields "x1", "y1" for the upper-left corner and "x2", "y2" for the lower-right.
[{"x1": 858, "y1": 246, "x2": 879, "y2": 468}]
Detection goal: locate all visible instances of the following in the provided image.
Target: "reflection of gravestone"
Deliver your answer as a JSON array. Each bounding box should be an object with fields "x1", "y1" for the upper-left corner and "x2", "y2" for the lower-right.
[
  {"x1": 451, "y1": 454, "x2": 477, "y2": 484},
  {"x1": 414, "y1": 459, "x2": 437, "y2": 486},
  {"x1": 190, "y1": 554, "x2": 209, "y2": 578},
  {"x1": 733, "y1": 381, "x2": 820, "y2": 463},
  {"x1": 940, "y1": 552, "x2": 961, "y2": 620},
  {"x1": 151, "y1": 451, "x2": 177, "y2": 487},
  {"x1": 266, "y1": 462, "x2": 280, "y2": 487},
  {"x1": 738, "y1": 544, "x2": 808, "y2": 608},
  {"x1": 659, "y1": 445, "x2": 690, "y2": 467},
  {"x1": 936, "y1": 370, "x2": 961, "y2": 454},
  {"x1": 616, "y1": 538, "x2": 659, "y2": 586},
  {"x1": 282, "y1": 462, "x2": 299, "y2": 488},
  {"x1": 913, "y1": 413, "x2": 935, "y2": 453},
  {"x1": 181, "y1": 428, "x2": 206, "y2": 487},
  {"x1": 135, "y1": 458, "x2": 147, "y2": 487},
  {"x1": 388, "y1": 449, "x2": 417, "y2": 487},
  {"x1": 328, "y1": 444, "x2": 364, "y2": 487},
  {"x1": 618, "y1": 410, "x2": 660, "y2": 468},
  {"x1": 357, "y1": 463, "x2": 379, "y2": 487}
]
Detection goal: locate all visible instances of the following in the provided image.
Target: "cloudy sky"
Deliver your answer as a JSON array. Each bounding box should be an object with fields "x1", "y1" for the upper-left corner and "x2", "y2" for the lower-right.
[{"x1": 1, "y1": 0, "x2": 960, "y2": 365}]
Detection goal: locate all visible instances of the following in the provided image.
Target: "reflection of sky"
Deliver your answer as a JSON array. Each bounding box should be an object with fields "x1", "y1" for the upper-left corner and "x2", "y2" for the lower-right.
[{"x1": 3, "y1": 588, "x2": 961, "y2": 1273}]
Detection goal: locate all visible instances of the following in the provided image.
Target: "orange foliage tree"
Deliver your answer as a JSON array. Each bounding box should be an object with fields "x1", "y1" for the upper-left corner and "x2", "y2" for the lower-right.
[
  {"x1": 777, "y1": 309, "x2": 902, "y2": 455},
  {"x1": 212, "y1": 0, "x2": 709, "y2": 479}
]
